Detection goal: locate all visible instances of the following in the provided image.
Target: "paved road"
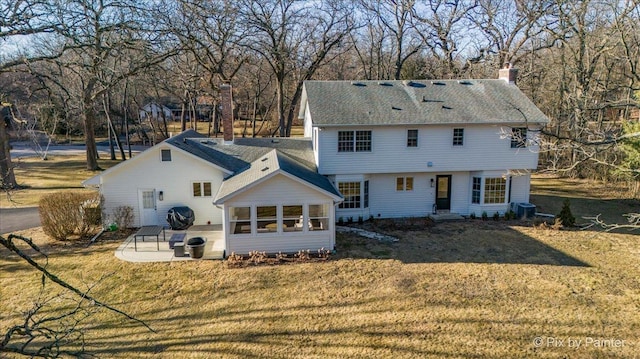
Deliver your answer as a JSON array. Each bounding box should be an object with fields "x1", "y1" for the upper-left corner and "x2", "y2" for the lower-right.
[
  {"x1": 0, "y1": 207, "x2": 41, "y2": 234},
  {"x1": 10, "y1": 142, "x2": 147, "y2": 158}
]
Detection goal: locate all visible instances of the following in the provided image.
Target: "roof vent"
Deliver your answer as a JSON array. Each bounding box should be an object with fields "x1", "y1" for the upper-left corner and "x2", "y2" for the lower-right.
[
  {"x1": 261, "y1": 167, "x2": 269, "y2": 172},
  {"x1": 422, "y1": 96, "x2": 443, "y2": 103},
  {"x1": 351, "y1": 81, "x2": 366, "y2": 87},
  {"x1": 261, "y1": 157, "x2": 268, "y2": 162},
  {"x1": 431, "y1": 81, "x2": 446, "y2": 86},
  {"x1": 458, "y1": 80, "x2": 472, "y2": 85},
  {"x1": 378, "y1": 82, "x2": 392, "y2": 86},
  {"x1": 442, "y1": 105, "x2": 452, "y2": 110},
  {"x1": 271, "y1": 139, "x2": 280, "y2": 143},
  {"x1": 392, "y1": 106, "x2": 402, "y2": 111}
]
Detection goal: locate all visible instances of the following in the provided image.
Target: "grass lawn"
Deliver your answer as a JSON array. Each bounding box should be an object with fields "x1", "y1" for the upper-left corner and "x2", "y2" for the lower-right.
[
  {"x1": 0, "y1": 155, "x2": 120, "y2": 208},
  {"x1": 2, "y1": 177, "x2": 639, "y2": 358},
  {"x1": 2, "y1": 155, "x2": 639, "y2": 357},
  {"x1": 1, "y1": 224, "x2": 638, "y2": 358}
]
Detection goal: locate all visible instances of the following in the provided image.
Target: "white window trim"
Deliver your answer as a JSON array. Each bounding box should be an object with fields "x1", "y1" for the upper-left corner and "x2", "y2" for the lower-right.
[
  {"x1": 192, "y1": 181, "x2": 213, "y2": 197},
  {"x1": 160, "y1": 148, "x2": 172, "y2": 161},
  {"x1": 396, "y1": 177, "x2": 414, "y2": 191}
]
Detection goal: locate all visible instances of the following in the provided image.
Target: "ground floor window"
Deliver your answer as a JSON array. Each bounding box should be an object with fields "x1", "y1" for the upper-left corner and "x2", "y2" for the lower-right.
[
  {"x1": 363, "y1": 180, "x2": 369, "y2": 208},
  {"x1": 283, "y1": 205, "x2": 303, "y2": 232},
  {"x1": 309, "y1": 204, "x2": 329, "y2": 231},
  {"x1": 472, "y1": 177, "x2": 481, "y2": 204},
  {"x1": 257, "y1": 206, "x2": 277, "y2": 233},
  {"x1": 396, "y1": 177, "x2": 414, "y2": 191},
  {"x1": 339, "y1": 182, "x2": 361, "y2": 209},
  {"x1": 192, "y1": 182, "x2": 212, "y2": 197},
  {"x1": 229, "y1": 204, "x2": 330, "y2": 235},
  {"x1": 484, "y1": 177, "x2": 507, "y2": 204},
  {"x1": 230, "y1": 206, "x2": 251, "y2": 234}
]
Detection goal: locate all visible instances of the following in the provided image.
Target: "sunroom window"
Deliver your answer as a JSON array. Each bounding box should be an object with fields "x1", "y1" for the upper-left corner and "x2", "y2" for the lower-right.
[
  {"x1": 230, "y1": 206, "x2": 251, "y2": 234},
  {"x1": 309, "y1": 204, "x2": 329, "y2": 231}
]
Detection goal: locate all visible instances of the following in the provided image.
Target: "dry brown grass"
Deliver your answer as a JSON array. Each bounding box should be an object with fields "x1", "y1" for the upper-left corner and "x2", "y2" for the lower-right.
[
  {"x1": 2, "y1": 219, "x2": 639, "y2": 358},
  {"x1": 530, "y1": 174, "x2": 640, "y2": 227},
  {"x1": 0, "y1": 155, "x2": 120, "y2": 208}
]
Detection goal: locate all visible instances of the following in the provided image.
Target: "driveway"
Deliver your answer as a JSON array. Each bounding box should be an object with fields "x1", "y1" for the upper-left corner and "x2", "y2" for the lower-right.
[{"x1": 0, "y1": 207, "x2": 41, "y2": 235}]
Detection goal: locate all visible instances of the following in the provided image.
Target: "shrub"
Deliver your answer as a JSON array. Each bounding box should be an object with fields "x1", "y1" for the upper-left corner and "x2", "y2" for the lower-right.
[
  {"x1": 357, "y1": 216, "x2": 364, "y2": 224},
  {"x1": 39, "y1": 192, "x2": 101, "y2": 240},
  {"x1": 493, "y1": 212, "x2": 500, "y2": 221},
  {"x1": 338, "y1": 217, "x2": 344, "y2": 225},
  {"x1": 469, "y1": 212, "x2": 477, "y2": 219},
  {"x1": 557, "y1": 199, "x2": 576, "y2": 227},
  {"x1": 481, "y1": 211, "x2": 488, "y2": 221},
  {"x1": 111, "y1": 206, "x2": 134, "y2": 230}
]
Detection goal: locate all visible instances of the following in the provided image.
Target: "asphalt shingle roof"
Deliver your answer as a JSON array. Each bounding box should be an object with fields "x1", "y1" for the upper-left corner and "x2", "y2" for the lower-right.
[
  {"x1": 214, "y1": 150, "x2": 341, "y2": 203},
  {"x1": 302, "y1": 79, "x2": 550, "y2": 126},
  {"x1": 165, "y1": 130, "x2": 340, "y2": 203}
]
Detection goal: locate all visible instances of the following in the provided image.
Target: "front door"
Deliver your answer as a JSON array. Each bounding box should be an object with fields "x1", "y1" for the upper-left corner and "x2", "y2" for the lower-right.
[
  {"x1": 436, "y1": 175, "x2": 452, "y2": 211},
  {"x1": 138, "y1": 189, "x2": 157, "y2": 225}
]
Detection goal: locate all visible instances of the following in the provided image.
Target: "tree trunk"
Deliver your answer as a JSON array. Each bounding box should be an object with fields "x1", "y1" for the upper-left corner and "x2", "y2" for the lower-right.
[
  {"x1": 277, "y1": 78, "x2": 285, "y2": 137},
  {"x1": 0, "y1": 112, "x2": 17, "y2": 189},
  {"x1": 83, "y1": 106, "x2": 100, "y2": 170},
  {"x1": 83, "y1": 84, "x2": 100, "y2": 170}
]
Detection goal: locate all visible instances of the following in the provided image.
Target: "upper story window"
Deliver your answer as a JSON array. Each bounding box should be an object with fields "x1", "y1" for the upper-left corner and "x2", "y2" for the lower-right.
[
  {"x1": 407, "y1": 129, "x2": 418, "y2": 147},
  {"x1": 510, "y1": 127, "x2": 528, "y2": 148},
  {"x1": 453, "y1": 128, "x2": 464, "y2": 146},
  {"x1": 161, "y1": 149, "x2": 172, "y2": 161},
  {"x1": 338, "y1": 130, "x2": 371, "y2": 152}
]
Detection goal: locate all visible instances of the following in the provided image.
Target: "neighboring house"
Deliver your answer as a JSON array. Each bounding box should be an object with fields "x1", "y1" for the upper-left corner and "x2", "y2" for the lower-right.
[
  {"x1": 139, "y1": 102, "x2": 177, "y2": 122},
  {"x1": 84, "y1": 86, "x2": 342, "y2": 255},
  {"x1": 298, "y1": 66, "x2": 549, "y2": 220}
]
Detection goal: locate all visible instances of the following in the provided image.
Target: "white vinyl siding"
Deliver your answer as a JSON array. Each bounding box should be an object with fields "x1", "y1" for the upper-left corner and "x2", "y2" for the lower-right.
[
  {"x1": 224, "y1": 174, "x2": 335, "y2": 255},
  {"x1": 99, "y1": 145, "x2": 224, "y2": 227},
  {"x1": 316, "y1": 125, "x2": 541, "y2": 174}
]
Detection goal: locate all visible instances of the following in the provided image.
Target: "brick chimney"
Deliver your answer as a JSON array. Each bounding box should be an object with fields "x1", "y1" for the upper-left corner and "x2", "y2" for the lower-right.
[
  {"x1": 498, "y1": 63, "x2": 518, "y2": 85},
  {"x1": 220, "y1": 84, "x2": 234, "y2": 143}
]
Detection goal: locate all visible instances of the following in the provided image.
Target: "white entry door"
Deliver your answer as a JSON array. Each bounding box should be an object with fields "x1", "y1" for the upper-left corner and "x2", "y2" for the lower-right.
[{"x1": 138, "y1": 189, "x2": 157, "y2": 226}]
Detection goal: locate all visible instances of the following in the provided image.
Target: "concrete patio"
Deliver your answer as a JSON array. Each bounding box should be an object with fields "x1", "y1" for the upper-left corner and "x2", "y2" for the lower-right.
[{"x1": 115, "y1": 225, "x2": 225, "y2": 262}]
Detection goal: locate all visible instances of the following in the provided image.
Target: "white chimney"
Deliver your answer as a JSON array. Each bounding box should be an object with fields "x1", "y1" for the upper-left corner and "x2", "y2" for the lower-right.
[{"x1": 499, "y1": 63, "x2": 518, "y2": 85}]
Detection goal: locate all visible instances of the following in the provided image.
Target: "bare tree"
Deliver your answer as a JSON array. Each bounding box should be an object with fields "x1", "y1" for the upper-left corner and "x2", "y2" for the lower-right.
[
  {"x1": 240, "y1": 0, "x2": 355, "y2": 137},
  {"x1": 411, "y1": 0, "x2": 477, "y2": 78},
  {"x1": 354, "y1": 0, "x2": 422, "y2": 80},
  {"x1": 1, "y1": 233, "x2": 153, "y2": 357}
]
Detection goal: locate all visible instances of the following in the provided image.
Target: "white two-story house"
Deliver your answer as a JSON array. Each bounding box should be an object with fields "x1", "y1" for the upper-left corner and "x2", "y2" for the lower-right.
[{"x1": 299, "y1": 67, "x2": 549, "y2": 220}]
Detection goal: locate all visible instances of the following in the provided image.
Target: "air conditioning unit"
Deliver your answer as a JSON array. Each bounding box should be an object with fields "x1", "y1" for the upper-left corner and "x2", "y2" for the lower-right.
[{"x1": 510, "y1": 202, "x2": 536, "y2": 219}]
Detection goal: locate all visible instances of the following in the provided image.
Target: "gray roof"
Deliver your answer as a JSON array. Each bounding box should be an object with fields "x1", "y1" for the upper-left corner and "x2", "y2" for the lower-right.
[
  {"x1": 165, "y1": 130, "x2": 340, "y2": 203},
  {"x1": 214, "y1": 149, "x2": 342, "y2": 203},
  {"x1": 301, "y1": 79, "x2": 550, "y2": 126}
]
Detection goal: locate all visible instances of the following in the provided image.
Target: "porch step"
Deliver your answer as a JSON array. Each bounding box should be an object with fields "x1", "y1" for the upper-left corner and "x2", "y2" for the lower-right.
[{"x1": 428, "y1": 213, "x2": 465, "y2": 222}]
